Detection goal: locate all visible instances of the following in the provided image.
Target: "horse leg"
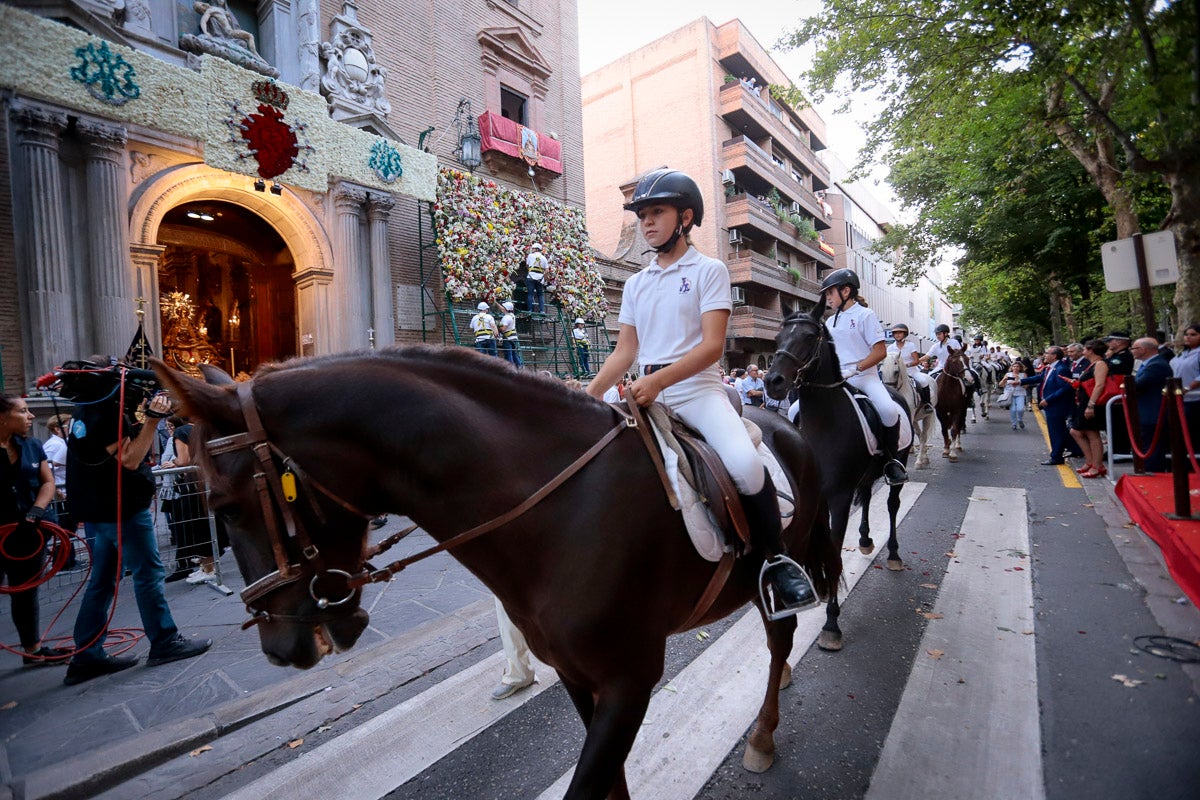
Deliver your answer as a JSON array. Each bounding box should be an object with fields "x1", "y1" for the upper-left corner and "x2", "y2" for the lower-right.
[
  {"x1": 817, "y1": 594, "x2": 843, "y2": 651},
  {"x1": 885, "y1": 484, "x2": 904, "y2": 571},
  {"x1": 941, "y1": 421, "x2": 950, "y2": 457},
  {"x1": 562, "y1": 678, "x2": 653, "y2": 800},
  {"x1": 857, "y1": 483, "x2": 875, "y2": 555},
  {"x1": 743, "y1": 613, "x2": 798, "y2": 773}
]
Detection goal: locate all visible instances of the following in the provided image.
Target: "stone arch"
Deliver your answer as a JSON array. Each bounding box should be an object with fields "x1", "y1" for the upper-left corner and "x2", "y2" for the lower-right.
[{"x1": 129, "y1": 163, "x2": 337, "y2": 357}]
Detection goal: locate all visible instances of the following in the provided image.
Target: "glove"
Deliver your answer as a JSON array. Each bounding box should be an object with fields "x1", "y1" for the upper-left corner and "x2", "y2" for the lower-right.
[
  {"x1": 25, "y1": 505, "x2": 47, "y2": 522},
  {"x1": 841, "y1": 365, "x2": 860, "y2": 380}
]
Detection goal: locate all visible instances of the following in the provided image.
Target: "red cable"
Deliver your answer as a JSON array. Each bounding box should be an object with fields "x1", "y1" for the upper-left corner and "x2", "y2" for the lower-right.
[
  {"x1": 1121, "y1": 392, "x2": 1170, "y2": 460},
  {"x1": 1173, "y1": 392, "x2": 1200, "y2": 475}
]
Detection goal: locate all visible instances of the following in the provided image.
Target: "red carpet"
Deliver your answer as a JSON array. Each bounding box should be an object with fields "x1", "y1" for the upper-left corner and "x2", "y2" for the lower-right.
[{"x1": 1114, "y1": 474, "x2": 1200, "y2": 606}]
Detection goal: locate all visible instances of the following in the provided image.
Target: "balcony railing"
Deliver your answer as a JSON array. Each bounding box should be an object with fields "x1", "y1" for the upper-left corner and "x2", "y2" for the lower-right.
[
  {"x1": 722, "y1": 136, "x2": 829, "y2": 224},
  {"x1": 725, "y1": 194, "x2": 835, "y2": 268},
  {"x1": 718, "y1": 84, "x2": 829, "y2": 184},
  {"x1": 726, "y1": 250, "x2": 822, "y2": 301},
  {"x1": 729, "y1": 304, "x2": 783, "y2": 340}
]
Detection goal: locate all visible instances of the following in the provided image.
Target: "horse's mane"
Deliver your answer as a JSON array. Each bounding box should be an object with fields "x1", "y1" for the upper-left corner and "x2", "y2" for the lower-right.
[{"x1": 253, "y1": 344, "x2": 609, "y2": 413}]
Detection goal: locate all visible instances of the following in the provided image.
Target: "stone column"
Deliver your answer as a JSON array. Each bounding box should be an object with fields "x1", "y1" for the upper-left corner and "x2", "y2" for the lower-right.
[
  {"x1": 332, "y1": 185, "x2": 368, "y2": 350},
  {"x1": 295, "y1": 0, "x2": 322, "y2": 93},
  {"x1": 366, "y1": 193, "x2": 396, "y2": 347},
  {"x1": 79, "y1": 121, "x2": 137, "y2": 358},
  {"x1": 129, "y1": 243, "x2": 166, "y2": 356},
  {"x1": 11, "y1": 106, "x2": 74, "y2": 375}
]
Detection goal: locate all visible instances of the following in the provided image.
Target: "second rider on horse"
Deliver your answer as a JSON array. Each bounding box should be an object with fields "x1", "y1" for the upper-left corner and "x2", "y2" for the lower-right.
[
  {"x1": 819, "y1": 269, "x2": 909, "y2": 486},
  {"x1": 585, "y1": 168, "x2": 817, "y2": 619}
]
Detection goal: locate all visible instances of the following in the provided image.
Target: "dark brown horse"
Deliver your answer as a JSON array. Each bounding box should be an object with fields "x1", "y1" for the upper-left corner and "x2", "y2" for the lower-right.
[
  {"x1": 153, "y1": 346, "x2": 841, "y2": 800},
  {"x1": 936, "y1": 350, "x2": 969, "y2": 461}
]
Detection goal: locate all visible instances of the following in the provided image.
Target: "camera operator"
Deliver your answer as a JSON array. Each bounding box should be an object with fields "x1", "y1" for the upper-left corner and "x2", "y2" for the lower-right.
[{"x1": 64, "y1": 376, "x2": 212, "y2": 686}]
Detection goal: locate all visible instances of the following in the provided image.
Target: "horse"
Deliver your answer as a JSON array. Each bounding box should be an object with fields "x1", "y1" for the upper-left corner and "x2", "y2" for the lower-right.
[
  {"x1": 151, "y1": 347, "x2": 843, "y2": 800},
  {"x1": 967, "y1": 360, "x2": 993, "y2": 423},
  {"x1": 762, "y1": 304, "x2": 911, "y2": 653},
  {"x1": 935, "y1": 349, "x2": 969, "y2": 460},
  {"x1": 879, "y1": 351, "x2": 937, "y2": 470}
]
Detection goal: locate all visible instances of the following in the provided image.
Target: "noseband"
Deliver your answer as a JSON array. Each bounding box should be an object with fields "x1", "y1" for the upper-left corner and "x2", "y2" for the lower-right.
[{"x1": 772, "y1": 315, "x2": 844, "y2": 390}]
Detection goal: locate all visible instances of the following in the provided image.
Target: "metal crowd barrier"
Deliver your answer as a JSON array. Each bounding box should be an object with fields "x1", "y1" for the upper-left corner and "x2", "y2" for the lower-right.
[
  {"x1": 1105, "y1": 396, "x2": 1134, "y2": 480},
  {"x1": 38, "y1": 465, "x2": 232, "y2": 613}
]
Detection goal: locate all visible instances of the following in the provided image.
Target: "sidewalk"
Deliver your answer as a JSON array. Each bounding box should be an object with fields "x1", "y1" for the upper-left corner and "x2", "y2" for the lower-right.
[{"x1": 0, "y1": 519, "x2": 498, "y2": 800}]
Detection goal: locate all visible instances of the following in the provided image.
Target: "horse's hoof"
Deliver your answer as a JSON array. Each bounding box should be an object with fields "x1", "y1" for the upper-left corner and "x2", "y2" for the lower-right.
[
  {"x1": 859, "y1": 543, "x2": 875, "y2": 555},
  {"x1": 942, "y1": 452, "x2": 949, "y2": 458},
  {"x1": 948, "y1": 454, "x2": 959, "y2": 462},
  {"x1": 742, "y1": 744, "x2": 775, "y2": 773},
  {"x1": 887, "y1": 559, "x2": 905, "y2": 571},
  {"x1": 780, "y1": 661, "x2": 793, "y2": 690},
  {"x1": 817, "y1": 630, "x2": 843, "y2": 651}
]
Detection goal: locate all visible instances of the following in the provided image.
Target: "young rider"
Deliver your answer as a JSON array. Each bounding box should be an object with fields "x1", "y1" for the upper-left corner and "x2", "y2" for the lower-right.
[
  {"x1": 887, "y1": 323, "x2": 933, "y2": 412},
  {"x1": 585, "y1": 168, "x2": 817, "y2": 619},
  {"x1": 819, "y1": 269, "x2": 909, "y2": 485},
  {"x1": 923, "y1": 324, "x2": 962, "y2": 375}
]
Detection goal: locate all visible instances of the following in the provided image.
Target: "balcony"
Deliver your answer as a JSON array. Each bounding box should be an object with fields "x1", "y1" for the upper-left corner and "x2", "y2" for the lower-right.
[
  {"x1": 721, "y1": 136, "x2": 829, "y2": 224},
  {"x1": 726, "y1": 250, "x2": 822, "y2": 301},
  {"x1": 729, "y1": 304, "x2": 783, "y2": 341},
  {"x1": 478, "y1": 111, "x2": 563, "y2": 174},
  {"x1": 724, "y1": 194, "x2": 835, "y2": 269},
  {"x1": 718, "y1": 84, "x2": 830, "y2": 184}
]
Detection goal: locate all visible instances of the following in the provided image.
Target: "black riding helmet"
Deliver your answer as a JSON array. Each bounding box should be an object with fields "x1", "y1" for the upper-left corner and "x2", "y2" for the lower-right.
[
  {"x1": 935, "y1": 323, "x2": 951, "y2": 335},
  {"x1": 624, "y1": 169, "x2": 704, "y2": 253},
  {"x1": 819, "y1": 268, "x2": 861, "y2": 294}
]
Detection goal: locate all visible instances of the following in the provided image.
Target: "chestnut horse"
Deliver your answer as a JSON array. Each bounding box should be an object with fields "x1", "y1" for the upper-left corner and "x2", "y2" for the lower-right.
[
  {"x1": 936, "y1": 350, "x2": 969, "y2": 460},
  {"x1": 762, "y1": 305, "x2": 911, "y2": 653},
  {"x1": 153, "y1": 347, "x2": 841, "y2": 800}
]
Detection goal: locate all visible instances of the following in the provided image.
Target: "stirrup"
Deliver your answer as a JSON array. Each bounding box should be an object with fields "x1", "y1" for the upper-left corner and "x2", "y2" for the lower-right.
[
  {"x1": 758, "y1": 555, "x2": 820, "y2": 621},
  {"x1": 884, "y1": 458, "x2": 909, "y2": 486}
]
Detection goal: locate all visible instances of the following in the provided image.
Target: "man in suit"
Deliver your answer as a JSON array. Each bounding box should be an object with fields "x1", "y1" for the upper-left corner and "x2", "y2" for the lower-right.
[
  {"x1": 1022, "y1": 345, "x2": 1083, "y2": 465},
  {"x1": 1132, "y1": 337, "x2": 1173, "y2": 472}
]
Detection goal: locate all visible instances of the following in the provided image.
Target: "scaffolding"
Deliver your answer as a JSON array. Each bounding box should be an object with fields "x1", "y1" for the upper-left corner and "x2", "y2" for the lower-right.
[{"x1": 417, "y1": 200, "x2": 611, "y2": 378}]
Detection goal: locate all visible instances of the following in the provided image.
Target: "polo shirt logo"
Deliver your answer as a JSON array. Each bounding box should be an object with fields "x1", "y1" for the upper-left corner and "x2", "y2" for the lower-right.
[{"x1": 679, "y1": 277, "x2": 691, "y2": 294}]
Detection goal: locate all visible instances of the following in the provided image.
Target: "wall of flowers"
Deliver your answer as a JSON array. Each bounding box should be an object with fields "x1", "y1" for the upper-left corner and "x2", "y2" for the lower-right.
[{"x1": 434, "y1": 168, "x2": 608, "y2": 319}]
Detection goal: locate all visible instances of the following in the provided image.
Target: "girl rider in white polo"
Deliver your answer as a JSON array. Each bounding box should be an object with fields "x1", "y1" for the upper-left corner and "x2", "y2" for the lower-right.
[
  {"x1": 585, "y1": 168, "x2": 816, "y2": 619},
  {"x1": 820, "y1": 268, "x2": 909, "y2": 485},
  {"x1": 923, "y1": 324, "x2": 962, "y2": 374},
  {"x1": 888, "y1": 322, "x2": 933, "y2": 412}
]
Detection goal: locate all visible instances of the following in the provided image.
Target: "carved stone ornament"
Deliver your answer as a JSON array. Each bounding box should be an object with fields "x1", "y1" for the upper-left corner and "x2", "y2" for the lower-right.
[
  {"x1": 319, "y1": 1, "x2": 391, "y2": 122},
  {"x1": 180, "y1": 0, "x2": 280, "y2": 78}
]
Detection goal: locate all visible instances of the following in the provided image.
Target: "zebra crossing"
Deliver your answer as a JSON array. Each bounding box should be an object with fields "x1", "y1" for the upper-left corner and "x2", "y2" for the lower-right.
[{"x1": 221, "y1": 482, "x2": 1045, "y2": 800}]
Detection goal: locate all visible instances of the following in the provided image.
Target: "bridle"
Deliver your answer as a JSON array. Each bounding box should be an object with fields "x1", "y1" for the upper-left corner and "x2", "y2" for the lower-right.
[
  {"x1": 206, "y1": 382, "x2": 632, "y2": 630},
  {"x1": 772, "y1": 315, "x2": 845, "y2": 390}
]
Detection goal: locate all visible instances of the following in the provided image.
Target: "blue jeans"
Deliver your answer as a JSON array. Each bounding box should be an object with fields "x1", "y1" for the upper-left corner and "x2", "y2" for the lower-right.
[
  {"x1": 576, "y1": 345, "x2": 590, "y2": 374},
  {"x1": 475, "y1": 338, "x2": 498, "y2": 357},
  {"x1": 73, "y1": 509, "x2": 178, "y2": 660},
  {"x1": 525, "y1": 279, "x2": 545, "y2": 314},
  {"x1": 501, "y1": 338, "x2": 522, "y2": 367},
  {"x1": 1009, "y1": 393, "x2": 1026, "y2": 426}
]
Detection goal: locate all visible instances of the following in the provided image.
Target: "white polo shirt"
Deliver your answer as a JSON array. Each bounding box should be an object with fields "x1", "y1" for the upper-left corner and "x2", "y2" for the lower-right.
[
  {"x1": 927, "y1": 337, "x2": 961, "y2": 370},
  {"x1": 824, "y1": 302, "x2": 884, "y2": 370},
  {"x1": 888, "y1": 338, "x2": 920, "y2": 374},
  {"x1": 619, "y1": 247, "x2": 732, "y2": 365}
]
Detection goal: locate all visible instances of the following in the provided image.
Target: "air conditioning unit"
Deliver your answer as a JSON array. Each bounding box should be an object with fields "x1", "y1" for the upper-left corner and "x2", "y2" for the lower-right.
[
  {"x1": 790, "y1": 201, "x2": 802, "y2": 214},
  {"x1": 730, "y1": 286, "x2": 747, "y2": 305},
  {"x1": 728, "y1": 229, "x2": 743, "y2": 244},
  {"x1": 721, "y1": 169, "x2": 736, "y2": 185}
]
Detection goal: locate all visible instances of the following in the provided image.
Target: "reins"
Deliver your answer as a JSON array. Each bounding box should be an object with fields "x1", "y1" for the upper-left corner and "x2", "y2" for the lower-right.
[{"x1": 774, "y1": 315, "x2": 846, "y2": 391}]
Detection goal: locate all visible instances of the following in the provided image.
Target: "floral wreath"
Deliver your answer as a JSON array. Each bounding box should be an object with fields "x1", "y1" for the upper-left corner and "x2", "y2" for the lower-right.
[{"x1": 433, "y1": 168, "x2": 607, "y2": 318}]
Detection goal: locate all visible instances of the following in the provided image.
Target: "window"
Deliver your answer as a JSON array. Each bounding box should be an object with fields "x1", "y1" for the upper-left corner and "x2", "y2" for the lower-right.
[{"x1": 500, "y1": 86, "x2": 528, "y2": 125}]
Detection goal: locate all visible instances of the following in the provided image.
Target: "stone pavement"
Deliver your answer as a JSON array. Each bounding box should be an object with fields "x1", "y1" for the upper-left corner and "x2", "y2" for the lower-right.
[{"x1": 0, "y1": 518, "x2": 500, "y2": 800}]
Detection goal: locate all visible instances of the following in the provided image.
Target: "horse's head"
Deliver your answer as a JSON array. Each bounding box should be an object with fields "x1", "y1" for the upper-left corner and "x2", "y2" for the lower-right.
[
  {"x1": 878, "y1": 350, "x2": 904, "y2": 386},
  {"x1": 943, "y1": 349, "x2": 967, "y2": 378},
  {"x1": 765, "y1": 298, "x2": 833, "y2": 399},
  {"x1": 153, "y1": 359, "x2": 371, "y2": 669}
]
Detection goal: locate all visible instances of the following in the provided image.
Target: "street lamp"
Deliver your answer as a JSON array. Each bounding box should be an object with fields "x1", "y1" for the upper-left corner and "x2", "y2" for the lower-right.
[{"x1": 453, "y1": 98, "x2": 482, "y2": 173}]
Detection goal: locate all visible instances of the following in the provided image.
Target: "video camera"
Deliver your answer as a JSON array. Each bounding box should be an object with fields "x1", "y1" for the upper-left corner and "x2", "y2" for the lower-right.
[{"x1": 36, "y1": 358, "x2": 164, "y2": 422}]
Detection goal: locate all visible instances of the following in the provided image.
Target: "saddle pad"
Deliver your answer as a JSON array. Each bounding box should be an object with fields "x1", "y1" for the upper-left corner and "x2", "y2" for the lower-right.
[
  {"x1": 648, "y1": 419, "x2": 796, "y2": 563},
  {"x1": 844, "y1": 388, "x2": 913, "y2": 456}
]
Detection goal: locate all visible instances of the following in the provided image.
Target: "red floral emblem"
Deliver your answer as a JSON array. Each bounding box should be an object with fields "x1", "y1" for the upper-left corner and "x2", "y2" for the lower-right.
[{"x1": 240, "y1": 104, "x2": 299, "y2": 180}]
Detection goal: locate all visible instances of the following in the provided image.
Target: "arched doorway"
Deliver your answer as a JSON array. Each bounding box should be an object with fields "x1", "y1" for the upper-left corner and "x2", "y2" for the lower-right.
[{"x1": 156, "y1": 200, "x2": 296, "y2": 376}]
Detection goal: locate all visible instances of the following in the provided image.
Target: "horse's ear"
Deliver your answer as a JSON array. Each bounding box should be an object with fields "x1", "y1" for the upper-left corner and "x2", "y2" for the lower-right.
[
  {"x1": 151, "y1": 358, "x2": 242, "y2": 430},
  {"x1": 781, "y1": 298, "x2": 795, "y2": 319},
  {"x1": 811, "y1": 295, "x2": 827, "y2": 320},
  {"x1": 199, "y1": 363, "x2": 236, "y2": 386}
]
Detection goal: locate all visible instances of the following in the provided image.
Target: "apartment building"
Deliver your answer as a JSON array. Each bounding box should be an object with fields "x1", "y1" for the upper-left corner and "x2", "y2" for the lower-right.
[{"x1": 582, "y1": 17, "x2": 836, "y2": 367}]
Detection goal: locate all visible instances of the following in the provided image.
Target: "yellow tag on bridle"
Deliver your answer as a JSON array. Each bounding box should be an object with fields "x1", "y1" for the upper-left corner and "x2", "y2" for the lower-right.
[{"x1": 280, "y1": 470, "x2": 298, "y2": 503}]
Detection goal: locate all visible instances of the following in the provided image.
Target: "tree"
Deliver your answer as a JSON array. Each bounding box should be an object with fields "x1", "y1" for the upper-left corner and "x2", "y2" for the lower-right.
[{"x1": 783, "y1": 0, "x2": 1200, "y2": 331}]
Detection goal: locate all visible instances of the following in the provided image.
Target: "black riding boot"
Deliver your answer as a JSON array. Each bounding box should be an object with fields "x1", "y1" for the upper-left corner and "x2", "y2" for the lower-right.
[
  {"x1": 880, "y1": 421, "x2": 909, "y2": 485},
  {"x1": 741, "y1": 469, "x2": 818, "y2": 620},
  {"x1": 918, "y1": 384, "x2": 933, "y2": 414}
]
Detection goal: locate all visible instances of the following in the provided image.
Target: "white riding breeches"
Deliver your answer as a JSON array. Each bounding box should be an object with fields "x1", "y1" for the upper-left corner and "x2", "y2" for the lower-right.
[
  {"x1": 910, "y1": 370, "x2": 933, "y2": 389},
  {"x1": 660, "y1": 368, "x2": 764, "y2": 495},
  {"x1": 847, "y1": 370, "x2": 903, "y2": 428}
]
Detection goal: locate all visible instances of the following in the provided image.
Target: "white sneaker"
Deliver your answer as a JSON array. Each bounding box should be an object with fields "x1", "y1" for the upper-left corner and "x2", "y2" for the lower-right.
[{"x1": 185, "y1": 569, "x2": 215, "y2": 584}]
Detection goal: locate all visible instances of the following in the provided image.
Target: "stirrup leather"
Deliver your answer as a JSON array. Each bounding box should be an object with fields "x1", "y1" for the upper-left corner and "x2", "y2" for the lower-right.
[{"x1": 759, "y1": 555, "x2": 820, "y2": 621}]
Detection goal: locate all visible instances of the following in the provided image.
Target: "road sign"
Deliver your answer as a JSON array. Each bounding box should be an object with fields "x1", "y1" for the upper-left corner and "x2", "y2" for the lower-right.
[{"x1": 1101, "y1": 230, "x2": 1179, "y2": 292}]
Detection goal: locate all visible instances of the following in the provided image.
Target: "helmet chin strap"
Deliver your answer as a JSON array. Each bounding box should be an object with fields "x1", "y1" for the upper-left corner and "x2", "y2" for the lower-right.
[
  {"x1": 830, "y1": 286, "x2": 850, "y2": 326},
  {"x1": 643, "y1": 208, "x2": 687, "y2": 255}
]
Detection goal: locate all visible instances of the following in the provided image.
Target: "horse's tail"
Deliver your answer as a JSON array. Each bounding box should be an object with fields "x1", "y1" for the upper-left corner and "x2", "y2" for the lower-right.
[{"x1": 802, "y1": 498, "x2": 843, "y2": 600}]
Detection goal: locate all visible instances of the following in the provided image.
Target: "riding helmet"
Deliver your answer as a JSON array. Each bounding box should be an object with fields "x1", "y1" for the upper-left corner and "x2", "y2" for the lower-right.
[
  {"x1": 623, "y1": 169, "x2": 704, "y2": 227},
  {"x1": 935, "y1": 323, "x2": 951, "y2": 334},
  {"x1": 891, "y1": 322, "x2": 910, "y2": 334},
  {"x1": 819, "y1": 268, "x2": 861, "y2": 293}
]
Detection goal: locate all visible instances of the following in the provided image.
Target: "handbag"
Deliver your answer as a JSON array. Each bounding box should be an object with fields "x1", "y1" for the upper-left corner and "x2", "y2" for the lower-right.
[{"x1": 1081, "y1": 375, "x2": 1124, "y2": 407}]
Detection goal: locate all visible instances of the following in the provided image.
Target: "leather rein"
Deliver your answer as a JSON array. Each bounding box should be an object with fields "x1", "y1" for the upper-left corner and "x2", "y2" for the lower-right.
[
  {"x1": 207, "y1": 382, "x2": 635, "y2": 630},
  {"x1": 773, "y1": 316, "x2": 846, "y2": 391}
]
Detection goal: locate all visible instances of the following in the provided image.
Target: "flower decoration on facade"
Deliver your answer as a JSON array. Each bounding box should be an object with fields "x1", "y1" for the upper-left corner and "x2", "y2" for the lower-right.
[
  {"x1": 368, "y1": 138, "x2": 403, "y2": 183},
  {"x1": 69, "y1": 41, "x2": 140, "y2": 106},
  {"x1": 225, "y1": 79, "x2": 315, "y2": 179},
  {"x1": 433, "y1": 168, "x2": 607, "y2": 318}
]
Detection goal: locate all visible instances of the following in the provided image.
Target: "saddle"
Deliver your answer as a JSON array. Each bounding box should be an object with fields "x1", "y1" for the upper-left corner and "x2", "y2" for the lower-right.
[{"x1": 844, "y1": 386, "x2": 913, "y2": 455}]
